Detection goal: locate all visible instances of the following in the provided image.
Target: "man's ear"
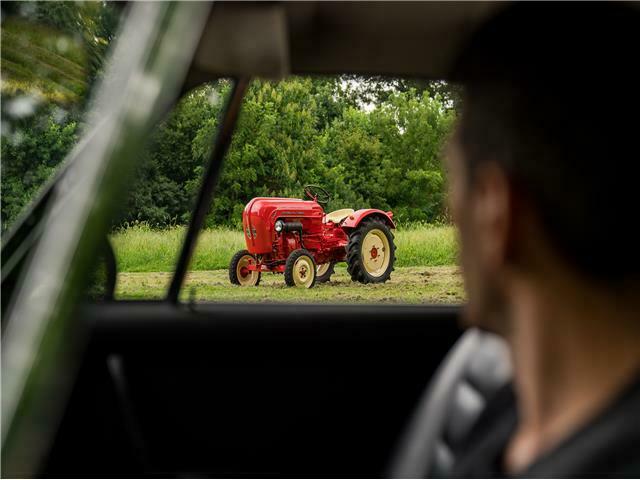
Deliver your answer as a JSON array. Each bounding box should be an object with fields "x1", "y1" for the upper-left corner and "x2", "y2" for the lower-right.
[{"x1": 470, "y1": 162, "x2": 512, "y2": 272}]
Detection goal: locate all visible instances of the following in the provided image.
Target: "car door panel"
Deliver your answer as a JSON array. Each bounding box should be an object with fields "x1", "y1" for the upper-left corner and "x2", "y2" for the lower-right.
[{"x1": 43, "y1": 303, "x2": 462, "y2": 477}]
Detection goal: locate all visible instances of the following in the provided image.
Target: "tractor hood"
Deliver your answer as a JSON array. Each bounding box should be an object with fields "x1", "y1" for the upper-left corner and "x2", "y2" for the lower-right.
[{"x1": 243, "y1": 197, "x2": 324, "y2": 254}]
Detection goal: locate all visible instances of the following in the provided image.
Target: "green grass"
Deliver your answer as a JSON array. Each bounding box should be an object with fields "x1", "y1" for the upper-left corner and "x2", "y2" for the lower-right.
[
  {"x1": 116, "y1": 265, "x2": 464, "y2": 304},
  {"x1": 110, "y1": 224, "x2": 459, "y2": 273},
  {"x1": 111, "y1": 224, "x2": 463, "y2": 304}
]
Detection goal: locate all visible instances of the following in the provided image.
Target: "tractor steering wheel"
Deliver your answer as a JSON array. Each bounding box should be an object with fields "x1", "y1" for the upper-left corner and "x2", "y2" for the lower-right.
[{"x1": 304, "y1": 185, "x2": 331, "y2": 205}]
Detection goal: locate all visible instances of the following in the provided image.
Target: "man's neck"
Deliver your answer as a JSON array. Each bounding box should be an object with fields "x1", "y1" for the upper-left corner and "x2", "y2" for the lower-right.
[{"x1": 503, "y1": 276, "x2": 640, "y2": 473}]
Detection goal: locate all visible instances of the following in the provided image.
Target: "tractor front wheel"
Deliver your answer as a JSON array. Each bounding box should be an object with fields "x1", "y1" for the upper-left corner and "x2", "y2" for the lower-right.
[
  {"x1": 284, "y1": 249, "x2": 317, "y2": 288},
  {"x1": 346, "y1": 218, "x2": 396, "y2": 284},
  {"x1": 316, "y1": 262, "x2": 336, "y2": 283},
  {"x1": 229, "y1": 250, "x2": 261, "y2": 286}
]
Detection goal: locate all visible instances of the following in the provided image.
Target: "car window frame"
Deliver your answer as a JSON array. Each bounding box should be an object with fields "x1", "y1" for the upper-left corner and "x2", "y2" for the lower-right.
[{"x1": 1, "y1": 3, "x2": 213, "y2": 473}]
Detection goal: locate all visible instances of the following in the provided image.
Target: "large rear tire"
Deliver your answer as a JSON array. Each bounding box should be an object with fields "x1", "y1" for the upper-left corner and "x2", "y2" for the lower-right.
[
  {"x1": 229, "y1": 250, "x2": 261, "y2": 286},
  {"x1": 284, "y1": 249, "x2": 317, "y2": 288},
  {"x1": 346, "y1": 218, "x2": 396, "y2": 284}
]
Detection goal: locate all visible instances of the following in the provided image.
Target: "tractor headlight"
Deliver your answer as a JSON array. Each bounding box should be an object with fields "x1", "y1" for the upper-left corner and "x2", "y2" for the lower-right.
[{"x1": 274, "y1": 220, "x2": 284, "y2": 233}]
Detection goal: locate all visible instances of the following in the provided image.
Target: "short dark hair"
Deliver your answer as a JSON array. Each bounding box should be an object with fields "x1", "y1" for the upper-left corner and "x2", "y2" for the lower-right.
[{"x1": 453, "y1": 3, "x2": 640, "y2": 286}]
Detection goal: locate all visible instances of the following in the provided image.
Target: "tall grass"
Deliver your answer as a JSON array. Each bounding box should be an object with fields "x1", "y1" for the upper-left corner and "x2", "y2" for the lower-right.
[
  {"x1": 110, "y1": 224, "x2": 458, "y2": 273},
  {"x1": 396, "y1": 223, "x2": 459, "y2": 267}
]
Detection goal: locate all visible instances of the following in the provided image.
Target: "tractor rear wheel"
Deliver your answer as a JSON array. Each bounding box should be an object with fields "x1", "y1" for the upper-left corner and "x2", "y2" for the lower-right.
[
  {"x1": 229, "y1": 250, "x2": 261, "y2": 286},
  {"x1": 284, "y1": 249, "x2": 317, "y2": 288},
  {"x1": 316, "y1": 262, "x2": 336, "y2": 283},
  {"x1": 346, "y1": 218, "x2": 396, "y2": 284}
]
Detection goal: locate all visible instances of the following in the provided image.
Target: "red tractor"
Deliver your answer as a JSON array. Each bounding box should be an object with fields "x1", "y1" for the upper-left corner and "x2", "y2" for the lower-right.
[{"x1": 229, "y1": 185, "x2": 396, "y2": 288}]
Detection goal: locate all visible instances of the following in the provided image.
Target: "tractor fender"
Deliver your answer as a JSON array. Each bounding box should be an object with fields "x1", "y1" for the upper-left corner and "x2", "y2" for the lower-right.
[{"x1": 341, "y1": 209, "x2": 395, "y2": 229}]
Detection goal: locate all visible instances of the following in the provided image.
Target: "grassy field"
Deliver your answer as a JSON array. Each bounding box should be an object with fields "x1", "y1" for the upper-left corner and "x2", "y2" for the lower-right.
[
  {"x1": 111, "y1": 225, "x2": 464, "y2": 304},
  {"x1": 111, "y1": 224, "x2": 458, "y2": 272},
  {"x1": 116, "y1": 265, "x2": 464, "y2": 304}
]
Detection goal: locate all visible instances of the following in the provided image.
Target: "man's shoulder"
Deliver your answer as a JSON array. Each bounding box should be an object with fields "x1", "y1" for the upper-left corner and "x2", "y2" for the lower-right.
[
  {"x1": 453, "y1": 375, "x2": 640, "y2": 477},
  {"x1": 525, "y1": 374, "x2": 640, "y2": 477}
]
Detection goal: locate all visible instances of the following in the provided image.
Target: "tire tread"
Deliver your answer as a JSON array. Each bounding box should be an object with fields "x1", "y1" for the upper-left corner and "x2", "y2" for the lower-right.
[
  {"x1": 229, "y1": 249, "x2": 261, "y2": 286},
  {"x1": 346, "y1": 218, "x2": 396, "y2": 284},
  {"x1": 284, "y1": 249, "x2": 317, "y2": 288}
]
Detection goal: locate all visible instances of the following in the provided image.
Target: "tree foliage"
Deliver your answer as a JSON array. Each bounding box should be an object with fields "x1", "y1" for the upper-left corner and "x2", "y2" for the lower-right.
[
  {"x1": 1, "y1": 1, "x2": 119, "y2": 231},
  {"x1": 1, "y1": 1, "x2": 119, "y2": 109},
  {"x1": 2, "y1": 76, "x2": 456, "y2": 231},
  {"x1": 1, "y1": 2, "x2": 457, "y2": 232},
  {"x1": 1, "y1": 110, "x2": 78, "y2": 228},
  {"x1": 113, "y1": 77, "x2": 456, "y2": 229}
]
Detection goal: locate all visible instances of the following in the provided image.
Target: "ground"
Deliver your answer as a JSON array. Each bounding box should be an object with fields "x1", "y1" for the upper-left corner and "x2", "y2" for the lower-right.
[
  {"x1": 111, "y1": 225, "x2": 464, "y2": 304},
  {"x1": 116, "y1": 264, "x2": 465, "y2": 304}
]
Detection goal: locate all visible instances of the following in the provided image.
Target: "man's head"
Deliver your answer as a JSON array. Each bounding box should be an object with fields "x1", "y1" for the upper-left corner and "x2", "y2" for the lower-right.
[{"x1": 447, "y1": 4, "x2": 640, "y2": 331}]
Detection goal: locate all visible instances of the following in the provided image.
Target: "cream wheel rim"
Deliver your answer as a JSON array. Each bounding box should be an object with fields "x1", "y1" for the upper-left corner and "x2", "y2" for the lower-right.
[
  {"x1": 293, "y1": 256, "x2": 315, "y2": 288},
  {"x1": 236, "y1": 254, "x2": 259, "y2": 286},
  {"x1": 316, "y1": 262, "x2": 331, "y2": 276},
  {"x1": 361, "y1": 229, "x2": 391, "y2": 277}
]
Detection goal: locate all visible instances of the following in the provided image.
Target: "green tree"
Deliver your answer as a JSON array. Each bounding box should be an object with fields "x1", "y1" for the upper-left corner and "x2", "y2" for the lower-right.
[
  {"x1": 1, "y1": 110, "x2": 78, "y2": 230},
  {"x1": 318, "y1": 87, "x2": 455, "y2": 224},
  {"x1": 194, "y1": 78, "x2": 325, "y2": 227},
  {"x1": 1, "y1": 2, "x2": 120, "y2": 231},
  {"x1": 116, "y1": 81, "x2": 230, "y2": 227},
  {"x1": 371, "y1": 89, "x2": 456, "y2": 223},
  {"x1": 119, "y1": 77, "x2": 457, "y2": 228}
]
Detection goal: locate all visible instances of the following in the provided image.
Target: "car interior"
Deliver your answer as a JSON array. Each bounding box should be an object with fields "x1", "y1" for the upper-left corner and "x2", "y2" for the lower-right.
[{"x1": 3, "y1": 1, "x2": 601, "y2": 477}]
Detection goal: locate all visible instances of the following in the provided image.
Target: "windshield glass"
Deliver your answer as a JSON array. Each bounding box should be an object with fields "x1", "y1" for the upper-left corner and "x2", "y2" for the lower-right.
[
  {"x1": 111, "y1": 76, "x2": 465, "y2": 304},
  {"x1": 1, "y1": 1, "x2": 121, "y2": 231}
]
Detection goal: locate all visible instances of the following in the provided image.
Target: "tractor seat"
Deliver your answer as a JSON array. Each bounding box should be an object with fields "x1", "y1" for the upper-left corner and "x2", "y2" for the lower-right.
[{"x1": 324, "y1": 208, "x2": 355, "y2": 224}]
